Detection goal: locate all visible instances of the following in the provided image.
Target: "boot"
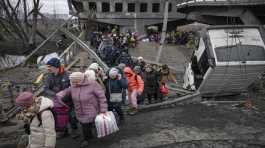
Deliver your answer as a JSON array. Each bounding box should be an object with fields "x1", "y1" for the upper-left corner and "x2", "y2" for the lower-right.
[
  {"x1": 71, "y1": 129, "x2": 80, "y2": 139},
  {"x1": 56, "y1": 128, "x2": 69, "y2": 139},
  {"x1": 126, "y1": 108, "x2": 133, "y2": 114},
  {"x1": 128, "y1": 108, "x2": 138, "y2": 116}
]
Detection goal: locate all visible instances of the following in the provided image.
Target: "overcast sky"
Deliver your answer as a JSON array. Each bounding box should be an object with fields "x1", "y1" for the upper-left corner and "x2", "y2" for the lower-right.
[{"x1": 39, "y1": 0, "x2": 69, "y2": 14}]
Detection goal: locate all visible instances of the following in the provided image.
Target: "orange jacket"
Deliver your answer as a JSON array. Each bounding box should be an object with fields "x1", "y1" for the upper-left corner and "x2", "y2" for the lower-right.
[{"x1": 124, "y1": 67, "x2": 144, "y2": 93}]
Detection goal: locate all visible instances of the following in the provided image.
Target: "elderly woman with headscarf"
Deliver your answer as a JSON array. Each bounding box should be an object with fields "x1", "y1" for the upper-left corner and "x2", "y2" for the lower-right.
[
  {"x1": 16, "y1": 92, "x2": 56, "y2": 148},
  {"x1": 56, "y1": 72, "x2": 107, "y2": 148},
  {"x1": 105, "y1": 67, "x2": 128, "y2": 122}
]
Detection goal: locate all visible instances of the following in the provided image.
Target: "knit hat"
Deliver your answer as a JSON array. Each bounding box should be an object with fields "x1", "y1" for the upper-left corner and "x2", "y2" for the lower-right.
[
  {"x1": 84, "y1": 69, "x2": 96, "y2": 81},
  {"x1": 109, "y1": 68, "x2": 119, "y2": 78},
  {"x1": 137, "y1": 56, "x2": 143, "y2": 61},
  {"x1": 88, "y1": 63, "x2": 99, "y2": 71},
  {"x1": 69, "y1": 72, "x2": 85, "y2": 82},
  {"x1": 47, "y1": 58, "x2": 61, "y2": 68},
  {"x1": 118, "y1": 63, "x2": 126, "y2": 70},
  {"x1": 133, "y1": 66, "x2": 141, "y2": 73},
  {"x1": 16, "y1": 91, "x2": 34, "y2": 107}
]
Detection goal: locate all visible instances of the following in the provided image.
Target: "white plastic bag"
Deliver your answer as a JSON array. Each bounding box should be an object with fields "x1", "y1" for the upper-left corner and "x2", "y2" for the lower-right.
[{"x1": 95, "y1": 111, "x2": 119, "y2": 138}]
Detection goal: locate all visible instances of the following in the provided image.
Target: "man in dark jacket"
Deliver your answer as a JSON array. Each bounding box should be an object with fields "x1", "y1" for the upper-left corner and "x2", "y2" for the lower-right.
[
  {"x1": 135, "y1": 57, "x2": 146, "y2": 72},
  {"x1": 44, "y1": 58, "x2": 70, "y2": 98},
  {"x1": 143, "y1": 64, "x2": 161, "y2": 104},
  {"x1": 44, "y1": 58, "x2": 78, "y2": 138},
  {"x1": 116, "y1": 51, "x2": 134, "y2": 68},
  {"x1": 105, "y1": 67, "x2": 128, "y2": 122}
]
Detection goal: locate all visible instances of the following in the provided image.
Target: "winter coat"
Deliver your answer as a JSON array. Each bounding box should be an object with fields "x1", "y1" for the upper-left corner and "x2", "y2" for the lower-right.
[
  {"x1": 160, "y1": 70, "x2": 176, "y2": 85},
  {"x1": 105, "y1": 76, "x2": 128, "y2": 102},
  {"x1": 135, "y1": 61, "x2": 146, "y2": 72},
  {"x1": 116, "y1": 53, "x2": 134, "y2": 68},
  {"x1": 124, "y1": 67, "x2": 144, "y2": 93},
  {"x1": 56, "y1": 80, "x2": 108, "y2": 124},
  {"x1": 44, "y1": 71, "x2": 70, "y2": 98},
  {"x1": 143, "y1": 70, "x2": 160, "y2": 94},
  {"x1": 28, "y1": 97, "x2": 56, "y2": 148}
]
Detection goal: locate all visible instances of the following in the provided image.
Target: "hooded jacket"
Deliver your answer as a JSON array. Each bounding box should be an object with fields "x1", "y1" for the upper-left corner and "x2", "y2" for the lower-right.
[
  {"x1": 143, "y1": 70, "x2": 160, "y2": 94},
  {"x1": 56, "y1": 79, "x2": 108, "y2": 123},
  {"x1": 105, "y1": 69, "x2": 128, "y2": 102},
  {"x1": 43, "y1": 70, "x2": 70, "y2": 98},
  {"x1": 29, "y1": 96, "x2": 56, "y2": 148},
  {"x1": 124, "y1": 67, "x2": 144, "y2": 93}
]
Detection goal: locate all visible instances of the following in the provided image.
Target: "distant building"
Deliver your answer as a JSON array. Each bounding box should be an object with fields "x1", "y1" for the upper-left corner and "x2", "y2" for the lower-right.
[
  {"x1": 68, "y1": 0, "x2": 185, "y2": 35},
  {"x1": 43, "y1": 13, "x2": 70, "y2": 20}
]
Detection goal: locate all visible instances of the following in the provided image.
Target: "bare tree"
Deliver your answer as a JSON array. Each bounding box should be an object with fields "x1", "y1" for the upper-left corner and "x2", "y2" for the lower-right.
[{"x1": 0, "y1": 0, "x2": 47, "y2": 50}]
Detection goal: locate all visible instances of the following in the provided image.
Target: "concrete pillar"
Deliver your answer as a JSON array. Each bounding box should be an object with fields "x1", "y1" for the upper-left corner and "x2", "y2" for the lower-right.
[
  {"x1": 160, "y1": 1, "x2": 163, "y2": 13},
  {"x1": 135, "y1": 1, "x2": 140, "y2": 13},
  {"x1": 123, "y1": 1, "x2": 128, "y2": 12},
  {"x1": 110, "y1": 1, "x2": 115, "y2": 12},
  {"x1": 148, "y1": 2, "x2": 152, "y2": 13},
  {"x1": 97, "y1": 1, "x2": 102, "y2": 12}
]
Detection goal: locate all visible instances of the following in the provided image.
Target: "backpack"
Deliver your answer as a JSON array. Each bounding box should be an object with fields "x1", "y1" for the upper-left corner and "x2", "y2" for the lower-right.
[{"x1": 25, "y1": 108, "x2": 56, "y2": 135}]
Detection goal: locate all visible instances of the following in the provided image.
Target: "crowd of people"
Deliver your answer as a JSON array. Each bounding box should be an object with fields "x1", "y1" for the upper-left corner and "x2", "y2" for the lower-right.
[
  {"x1": 15, "y1": 55, "x2": 177, "y2": 148},
  {"x1": 90, "y1": 28, "x2": 138, "y2": 50},
  {"x1": 147, "y1": 30, "x2": 195, "y2": 48},
  {"x1": 14, "y1": 25, "x2": 180, "y2": 148}
]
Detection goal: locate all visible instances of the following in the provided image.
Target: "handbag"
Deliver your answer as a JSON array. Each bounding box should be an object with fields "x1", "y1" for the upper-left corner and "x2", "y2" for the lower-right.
[
  {"x1": 108, "y1": 80, "x2": 123, "y2": 103},
  {"x1": 95, "y1": 111, "x2": 119, "y2": 138},
  {"x1": 110, "y1": 93, "x2": 123, "y2": 103},
  {"x1": 160, "y1": 84, "x2": 169, "y2": 95}
]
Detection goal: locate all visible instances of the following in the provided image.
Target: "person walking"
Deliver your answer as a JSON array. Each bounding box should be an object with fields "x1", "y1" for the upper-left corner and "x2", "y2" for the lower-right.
[
  {"x1": 123, "y1": 67, "x2": 144, "y2": 115},
  {"x1": 56, "y1": 72, "x2": 107, "y2": 148},
  {"x1": 44, "y1": 58, "x2": 78, "y2": 138},
  {"x1": 105, "y1": 68, "x2": 128, "y2": 122},
  {"x1": 16, "y1": 92, "x2": 56, "y2": 148}
]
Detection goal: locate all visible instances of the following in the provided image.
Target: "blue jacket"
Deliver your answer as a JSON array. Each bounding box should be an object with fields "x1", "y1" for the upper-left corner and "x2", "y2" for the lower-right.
[
  {"x1": 43, "y1": 72, "x2": 70, "y2": 98},
  {"x1": 105, "y1": 76, "x2": 128, "y2": 102}
]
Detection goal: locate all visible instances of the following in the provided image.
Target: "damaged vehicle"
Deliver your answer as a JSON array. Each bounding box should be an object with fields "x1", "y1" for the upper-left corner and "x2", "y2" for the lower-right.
[{"x1": 183, "y1": 26, "x2": 265, "y2": 96}]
